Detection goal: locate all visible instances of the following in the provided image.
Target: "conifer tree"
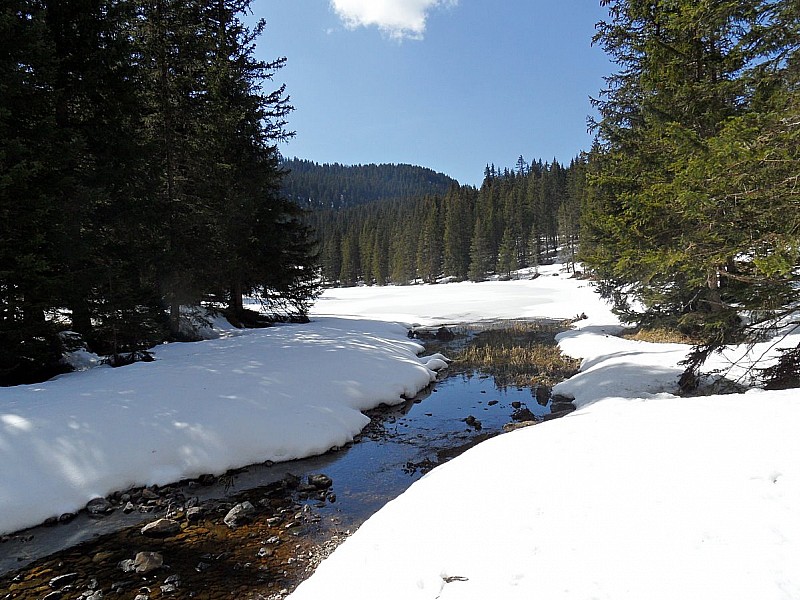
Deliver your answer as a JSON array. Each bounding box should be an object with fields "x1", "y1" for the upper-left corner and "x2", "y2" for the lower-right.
[
  {"x1": 416, "y1": 199, "x2": 443, "y2": 283},
  {"x1": 584, "y1": 0, "x2": 800, "y2": 379}
]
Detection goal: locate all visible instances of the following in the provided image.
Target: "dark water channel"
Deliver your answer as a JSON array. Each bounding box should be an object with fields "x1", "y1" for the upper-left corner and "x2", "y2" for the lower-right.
[{"x1": 1, "y1": 334, "x2": 567, "y2": 599}]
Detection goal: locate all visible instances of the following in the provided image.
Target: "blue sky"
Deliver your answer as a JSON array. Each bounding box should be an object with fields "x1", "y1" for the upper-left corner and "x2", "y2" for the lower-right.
[{"x1": 249, "y1": 1, "x2": 613, "y2": 186}]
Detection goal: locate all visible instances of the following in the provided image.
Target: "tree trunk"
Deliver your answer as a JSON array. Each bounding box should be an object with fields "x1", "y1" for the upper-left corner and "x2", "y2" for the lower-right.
[{"x1": 229, "y1": 280, "x2": 244, "y2": 316}]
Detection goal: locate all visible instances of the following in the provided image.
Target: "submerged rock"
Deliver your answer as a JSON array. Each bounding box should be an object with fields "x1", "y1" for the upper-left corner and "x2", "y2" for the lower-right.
[
  {"x1": 307, "y1": 474, "x2": 333, "y2": 490},
  {"x1": 49, "y1": 573, "x2": 79, "y2": 588},
  {"x1": 223, "y1": 501, "x2": 255, "y2": 528},
  {"x1": 133, "y1": 551, "x2": 163, "y2": 574}
]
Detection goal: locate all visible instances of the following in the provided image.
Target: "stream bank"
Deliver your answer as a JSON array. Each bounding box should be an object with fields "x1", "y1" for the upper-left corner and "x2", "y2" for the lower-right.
[{"x1": 0, "y1": 320, "x2": 578, "y2": 599}]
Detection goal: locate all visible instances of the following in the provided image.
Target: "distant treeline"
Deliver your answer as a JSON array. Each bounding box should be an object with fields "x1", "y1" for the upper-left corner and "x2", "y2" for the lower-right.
[
  {"x1": 307, "y1": 158, "x2": 586, "y2": 286},
  {"x1": 282, "y1": 159, "x2": 458, "y2": 210}
]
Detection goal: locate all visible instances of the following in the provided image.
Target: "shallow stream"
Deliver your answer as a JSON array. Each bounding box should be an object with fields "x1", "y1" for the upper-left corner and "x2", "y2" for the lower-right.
[{"x1": 0, "y1": 325, "x2": 570, "y2": 599}]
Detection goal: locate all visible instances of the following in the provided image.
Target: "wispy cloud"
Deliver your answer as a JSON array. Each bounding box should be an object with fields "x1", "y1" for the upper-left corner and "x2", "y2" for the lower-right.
[{"x1": 330, "y1": 0, "x2": 458, "y2": 41}]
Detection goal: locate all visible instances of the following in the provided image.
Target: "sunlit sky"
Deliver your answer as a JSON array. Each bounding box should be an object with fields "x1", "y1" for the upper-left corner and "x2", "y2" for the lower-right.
[{"x1": 249, "y1": 1, "x2": 613, "y2": 186}]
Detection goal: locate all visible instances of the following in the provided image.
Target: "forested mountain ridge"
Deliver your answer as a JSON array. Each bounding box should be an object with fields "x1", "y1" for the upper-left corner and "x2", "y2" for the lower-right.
[{"x1": 281, "y1": 158, "x2": 458, "y2": 210}]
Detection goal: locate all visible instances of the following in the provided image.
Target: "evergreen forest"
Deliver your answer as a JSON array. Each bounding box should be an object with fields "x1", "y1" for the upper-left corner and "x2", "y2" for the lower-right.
[
  {"x1": 281, "y1": 159, "x2": 458, "y2": 210},
  {"x1": 307, "y1": 159, "x2": 585, "y2": 286},
  {"x1": 0, "y1": 0, "x2": 318, "y2": 385},
  {"x1": 2, "y1": 0, "x2": 799, "y2": 387}
]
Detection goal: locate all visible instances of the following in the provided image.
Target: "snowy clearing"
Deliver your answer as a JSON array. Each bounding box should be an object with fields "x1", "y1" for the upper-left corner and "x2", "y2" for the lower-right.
[
  {"x1": 287, "y1": 266, "x2": 800, "y2": 600},
  {"x1": 2, "y1": 263, "x2": 799, "y2": 599}
]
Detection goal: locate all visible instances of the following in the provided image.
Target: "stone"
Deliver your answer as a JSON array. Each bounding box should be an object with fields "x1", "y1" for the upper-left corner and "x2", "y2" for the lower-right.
[
  {"x1": 86, "y1": 498, "x2": 113, "y2": 516},
  {"x1": 58, "y1": 512, "x2": 77, "y2": 524},
  {"x1": 283, "y1": 473, "x2": 300, "y2": 488},
  {"x1": 502, "y1": 421, "x2": 538, "y2": 432},
  {"x1": 141, "y1": 518, "x2": 180, "y2": 537},
  {"x1": 41, "y1": 591, "x2": 63, "y2": 600},
  {"x1": 197, "y1": 474, "x2": 216, "y2": 486},
  {"x1": 435, "y1": 326, "x2": 455, "y2": 341},
  {"x1": 118, "y1": 559, "x2": 137, "y2": 574},
  {"x1": 543, "y1": 408, "x2": 575, "y2": 421},
  {"x1": 110, "y1": 581, "x2": 135, "y2": 593},
  {"x1": 487, "y1": 400, "x2": 499, "y2": 406},
  {"x1": 511, "y1": 401, "x2": 522, "y2": 409},
  {"x1": 549, "y1": 401, "x2": 576, "y2": 414},
  {"x1": 123, "y1": 502, "x2": 135, "y2": 514},
  {"x1": 307, "y1": 474, "x2": 333, "y2": 490},
  {"x1": 464, "y1": 415, "x2": 482, "y2": 430},
  {"x1": 92, "y1": 551, "x2": 114, "y2": 564},
  {"x1": 49, "y1": 573, "x2": 79, "y2": 588},
  {"x1": 186, "y1": 506, "x2": 204, "y2": 522},
  {"x1": 223, "y1": 501, "x2": 255, "y2": 528},
  {"x1": 535, "y1": 385, "x2": 552, "y2": 405},
  {"x1": 140, "y1": 488, "x2": 160, "y2": 501},
  {"x1": 511, "y1": 407, "x2": 536, "y2": 422},
  {"x1": 133, "y1": 551, "x2": 163, "y2": 574}
]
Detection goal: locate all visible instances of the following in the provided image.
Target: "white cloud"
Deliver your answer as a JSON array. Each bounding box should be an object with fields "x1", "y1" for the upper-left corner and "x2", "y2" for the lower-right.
[{"x1": 330, "y1": 0, "x2": 458, "y2": 40}]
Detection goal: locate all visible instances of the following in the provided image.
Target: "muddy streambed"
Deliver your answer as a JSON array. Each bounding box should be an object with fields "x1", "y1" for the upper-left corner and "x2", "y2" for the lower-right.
[{"x1": 0, "y1": 323, "x2": 574, "y2": 600}]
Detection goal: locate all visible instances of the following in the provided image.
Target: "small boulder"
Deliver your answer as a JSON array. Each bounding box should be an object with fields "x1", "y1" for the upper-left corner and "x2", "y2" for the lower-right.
[
  {"x1": 223, "y1": 501, "x2": 255, "y2": 528},
  {"x1": 141, "y1": 518, "x2": 180, "y2": 537},
  {"x1": 435, "y1": 327, "x2": 455, "y2": 341},
  {"x1": 133, "y1": 551, "x2": 163, "y2": 574},
  {"x1": 86, "y1": 497, "x2": 113, "y2": 516},
  {"x1": 307, "y1": 474, "x2": 333, "y2": 490},
  {"x1": 49, "y1": 573, "x2": 79, "y2": 589},
  {"x1": 186, "y1": 506, "x2": 205, "y2": 522}
]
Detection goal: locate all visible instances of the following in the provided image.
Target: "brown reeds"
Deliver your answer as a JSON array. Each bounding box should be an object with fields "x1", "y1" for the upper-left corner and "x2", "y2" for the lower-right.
[{"x1": 450, "y1": 320, "x2": 580, "y2": 388}]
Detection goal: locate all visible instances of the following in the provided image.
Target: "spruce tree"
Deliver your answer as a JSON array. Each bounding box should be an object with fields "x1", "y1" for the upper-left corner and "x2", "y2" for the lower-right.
[{"x1": 584, "y1": 0, "x2": 800, "y2": 379}]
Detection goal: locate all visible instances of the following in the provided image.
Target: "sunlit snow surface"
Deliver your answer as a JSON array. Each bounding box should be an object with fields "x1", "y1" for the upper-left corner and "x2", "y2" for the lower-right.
[
  {"x1": 289, "y1": 265, "x2": 800, "y2": 600},
  {"x1": 2, "y1": 264, "x2": 799, "y2": 600}
]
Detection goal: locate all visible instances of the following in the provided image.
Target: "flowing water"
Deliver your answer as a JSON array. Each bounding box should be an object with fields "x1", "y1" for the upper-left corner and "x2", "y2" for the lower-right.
[{"x1": 0, "y1": 325, "x2": 571, "y2": 599}]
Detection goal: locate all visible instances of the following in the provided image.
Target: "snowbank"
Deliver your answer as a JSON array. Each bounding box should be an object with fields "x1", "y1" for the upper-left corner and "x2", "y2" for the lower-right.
[
  {"x1": 289, "y1": 268, "x2": 800, "y2": 600},
  {"x1": 289, "y1": 389, "x2": 800, "y2": 600},
  {"x1": 0, "y1": 318, "x2": 440, "y2": 535}
]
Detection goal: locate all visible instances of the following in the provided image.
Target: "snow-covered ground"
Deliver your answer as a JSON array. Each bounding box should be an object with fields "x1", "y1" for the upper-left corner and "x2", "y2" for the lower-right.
[
  {"x1": 2, "y1": 263, "x2": 799, "y2": 599},
  {"x1": 290, "y1": 265, "x2": 800, "y2": 600},
  {"x1": 0, "y1": 318, "x2": 445, "y2": 535}
]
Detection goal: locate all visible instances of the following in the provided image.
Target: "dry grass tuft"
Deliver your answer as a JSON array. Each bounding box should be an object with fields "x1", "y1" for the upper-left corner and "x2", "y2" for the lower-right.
[
  {"x1": 620, "y1": 327, "x2": 698, "y2": 344},
  {"x1": 450, "y1": 321, "x2": 580, "y2": 388}
]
